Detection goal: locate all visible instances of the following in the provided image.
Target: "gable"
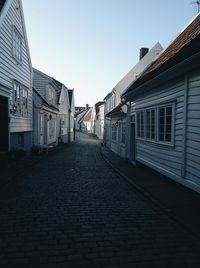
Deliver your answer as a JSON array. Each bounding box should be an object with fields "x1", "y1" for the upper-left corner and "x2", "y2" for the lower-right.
[{"x1": 0, "y1": 0, "x2": 32, "y2": 89}]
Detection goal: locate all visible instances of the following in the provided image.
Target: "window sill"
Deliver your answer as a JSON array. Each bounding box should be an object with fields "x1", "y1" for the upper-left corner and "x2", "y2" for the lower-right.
[{"x1": 137, "y1": 138, "x2": 175, "y2": 148}]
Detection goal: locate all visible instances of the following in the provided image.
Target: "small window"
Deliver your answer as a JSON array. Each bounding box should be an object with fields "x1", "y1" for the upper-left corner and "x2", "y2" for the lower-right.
[
  {"x1": 12, "y1": 27, "x2": 22, "y2": 62},
  {"x1": 159, "y1": 106, "x2": 172, "y2": 143},
  {"x1": 137, "y1": 111, "x2": 144, "y2": 138}
]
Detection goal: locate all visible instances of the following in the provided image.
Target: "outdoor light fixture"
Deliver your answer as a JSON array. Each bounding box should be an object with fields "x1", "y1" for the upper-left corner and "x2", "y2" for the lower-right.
[
  {"x1": 115, "y1": 121, "x2": 119, "y2": 127},
  {"x1": 10, "y1": 104, "x2": 17, "y2": 114},
  {"x1": 49, "y1": 114, "x2": 52, "y2": 120}
]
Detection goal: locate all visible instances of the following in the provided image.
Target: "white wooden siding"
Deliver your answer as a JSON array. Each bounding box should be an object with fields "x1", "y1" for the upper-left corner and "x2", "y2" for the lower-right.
[
  {"x1": 134, "y1": 77, "x2": 185, "y2": 178},
  {"x1": 185, "y1": 70, "x2": 200, "y2": 185},
  {"x1": 0, "y1": 0, "x2": 32, "y2": 133}
]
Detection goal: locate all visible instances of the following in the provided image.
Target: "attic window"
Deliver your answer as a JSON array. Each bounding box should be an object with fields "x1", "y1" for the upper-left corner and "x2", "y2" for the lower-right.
[{"x1": 12, "y1": 27, "x2": 22, "y2": 62}]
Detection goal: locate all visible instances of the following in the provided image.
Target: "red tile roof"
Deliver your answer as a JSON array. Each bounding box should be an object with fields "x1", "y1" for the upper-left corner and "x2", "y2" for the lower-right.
[
  {"x1": 123, "y1": 13, "x2": 200, "y2": 96},
  {"x1": 83, "y1": 110, "x2": 92, "y2": 122},
  {"x1": 145, "y1": 13, "x2": 200, "y2": 76}
]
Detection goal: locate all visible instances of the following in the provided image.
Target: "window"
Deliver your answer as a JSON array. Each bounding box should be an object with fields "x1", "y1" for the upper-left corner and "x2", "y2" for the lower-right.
[
  {"x1": 159, "y1": 106, "x2": 172, "y2": 142},
  {"x1": 49, "y1": 86, "x2": 56, "y2": 105},
  {"x1": 111, "y1": 93, "x2": 116, "y2": 109},
  {"x1": 12, "y1": 27, "x2": 22, "y2": 62},
  {"x1": 111, "y1": 124, "x2": 117, "y2": 141},
  {"x1": 137, "y1": 111, "x2": 144, "y2": 138},
  {"x1": 121, "y1": 123, "x2": 126, "y2": 145},
  {"x1": 136, "y1": 103, "x2": 174, "y2": 145},
  {"x1": 146, "y1": 109, "x2": 155, "y2": 140},
  {"x1": 13, "y1": 82, "x2": 28, "y2": 116}
]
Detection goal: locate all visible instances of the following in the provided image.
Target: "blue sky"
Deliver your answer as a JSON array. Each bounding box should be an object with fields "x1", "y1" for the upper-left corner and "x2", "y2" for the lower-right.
[{"x1": 22, "y1": 0, "x2": 198, "y2": 106}]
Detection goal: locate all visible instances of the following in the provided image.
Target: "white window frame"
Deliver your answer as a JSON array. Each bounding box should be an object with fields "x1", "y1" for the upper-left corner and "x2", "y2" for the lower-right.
[
  {"x1": 12, "y1": 26, "x2": 22, "y2": 62},
  {"x1": 146, "y1": 108, "x2": 156, "y2": 141},
  {"x1": 158, "y1": 104, "x2": 174, "y2": 145},
  {"x1": 136, "y1": 102, "x2": 175, "y2": 146}
]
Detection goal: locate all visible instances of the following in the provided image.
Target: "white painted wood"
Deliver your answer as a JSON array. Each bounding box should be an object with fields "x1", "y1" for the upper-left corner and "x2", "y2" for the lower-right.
[{"x1": 0, "y1": 0, "x2": 33, "y2": 152}]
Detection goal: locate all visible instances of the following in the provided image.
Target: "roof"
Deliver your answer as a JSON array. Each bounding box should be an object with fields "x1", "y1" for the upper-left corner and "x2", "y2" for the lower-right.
[
  {"x1": 0, "y1": 0, "x2": 6, "y2": 12},
  {"x1": 83, "y1": 109, "x2": 92, "y2": 122},
  {"x1": 123, "y1": 13, "x2": 200, "y2": 97},
  {"x1": 145, "y1": 14, "x2": 200, "y2": 76},
  {"x1": 33, "y1": 88, "x2": 59, "y2": 112},
  {"x1": 106, "y1": 102, "x2": 126, "y2": 118}
]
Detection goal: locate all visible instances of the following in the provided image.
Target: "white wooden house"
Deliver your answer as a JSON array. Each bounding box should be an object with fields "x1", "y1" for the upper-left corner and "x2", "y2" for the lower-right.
[
  {"x1": 0, "y1": 0, "x2": 32, "y2": 153},
  {"x1": 33, "y1": 88, "x2": 59, "y2": 147},
  {"x1": 79, "y1": 107, "x2": 94, "y2": 133},
  {"x1": 75, "y1": 105, "x2": 88, "y2": 131},
  {"x1": 93, "y1": 101, "x2": 105, "y2": 140},
  {"x1": 122, "y1": 14, "x2": 200, "y2": 193},
  {"x1": 104, "y1": 43, "x2": 163, "y2": 158},
  {"x1": 53, "y1": 79, "x2": 75, "y2": 143},
  {"x1": 33, "y1": 68, "x2": 60, "y2": 147},
  {"x1": 67, "y1": 89, "x2": 75, "y2": 142}
]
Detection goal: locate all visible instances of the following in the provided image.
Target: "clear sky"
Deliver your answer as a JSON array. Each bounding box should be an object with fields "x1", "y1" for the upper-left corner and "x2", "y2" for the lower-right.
[{"x1": 22, "y1": 0, "x2": 198, "y2": 107}]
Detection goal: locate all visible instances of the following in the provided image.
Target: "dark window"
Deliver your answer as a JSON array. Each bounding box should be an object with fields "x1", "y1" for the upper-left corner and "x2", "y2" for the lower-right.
[
  {"x1": 137, "y1": 111, "x2": 144, "y2": 138},
  {"x1": 159, "y1": 106, "x2": 172, "y2": 142}
]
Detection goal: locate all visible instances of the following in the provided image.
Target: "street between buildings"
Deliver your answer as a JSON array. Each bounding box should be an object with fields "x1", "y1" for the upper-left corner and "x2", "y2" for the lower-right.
[{"x1": 0, "y1": 132, "x2": 200, "y2": 267}]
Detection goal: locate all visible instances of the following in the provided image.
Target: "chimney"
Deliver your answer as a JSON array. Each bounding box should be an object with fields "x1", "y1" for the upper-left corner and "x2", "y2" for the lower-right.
[
  {"x1": 86, "y1": 104, "x2": 89, "y2": 109},
  {"x1": 139, "y1": 47, "x2": 149, "y2": 60}
]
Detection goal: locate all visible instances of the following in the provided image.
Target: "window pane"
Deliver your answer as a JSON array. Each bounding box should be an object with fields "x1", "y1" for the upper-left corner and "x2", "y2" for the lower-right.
[
  {"x1": 141, "y1": 111, "x2": 144, "y2": 137},
  {"x1": 146, "y1": 110, "x2": 150, "y2": 138},
  {"x1": 151, "y1": 110, "x2": 155, "y2": 140},
  {"x1": 159, "y1": 106, "x2": 172, "y2": 142},
  {"x1": 159, "y1": 108, "x2": 165, "y2": 141},
  {"x1": 166, "y1": 133, "x2": 171, "y2": 142},
  {"x1": 137, "y1": 113, "x2": 140, "y2": 137}
]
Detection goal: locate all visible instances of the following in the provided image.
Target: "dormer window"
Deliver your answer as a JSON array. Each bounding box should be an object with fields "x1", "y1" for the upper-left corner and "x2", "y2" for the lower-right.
[{"x1": 12, "y1": 27, "x2": 22, "y2": 62}]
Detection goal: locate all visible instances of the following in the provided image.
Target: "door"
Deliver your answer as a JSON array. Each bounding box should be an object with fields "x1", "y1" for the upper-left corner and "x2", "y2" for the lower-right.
[
  {"x1": 129, "y1": 114, "x2": 136, "y2": 163},
  {"x1": 0, "y1": 96, "x2": 8, "y2": 151}
]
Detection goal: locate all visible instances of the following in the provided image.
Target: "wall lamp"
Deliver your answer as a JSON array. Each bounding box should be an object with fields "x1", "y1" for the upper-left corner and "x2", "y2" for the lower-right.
[
  {"x1": 49, "y1": 114, "x2": 52, "y2": 120},
  {"x1": 10, "y1": 104, "x2": 17, "y2": 114}
]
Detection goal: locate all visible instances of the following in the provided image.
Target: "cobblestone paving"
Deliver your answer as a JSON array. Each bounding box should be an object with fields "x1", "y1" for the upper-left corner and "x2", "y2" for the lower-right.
[{"x1": 0, "y1": 132, "x2": 200, "y2": 267}]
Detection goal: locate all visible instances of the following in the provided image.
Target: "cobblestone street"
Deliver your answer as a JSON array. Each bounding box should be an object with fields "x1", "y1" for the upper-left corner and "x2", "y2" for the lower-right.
[{"x1": 0, "y1": 132, "x2": 200, "y2": 267}]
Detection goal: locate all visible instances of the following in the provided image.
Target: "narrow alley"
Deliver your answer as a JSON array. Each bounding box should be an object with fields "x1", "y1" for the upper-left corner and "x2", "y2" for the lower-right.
[{"x1": 0, "y1": 132, "x2": 200, "y2": 267}]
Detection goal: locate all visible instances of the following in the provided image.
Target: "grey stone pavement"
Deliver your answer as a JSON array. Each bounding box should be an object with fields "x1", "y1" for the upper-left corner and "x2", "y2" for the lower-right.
[{"x1": 0, "y1": 132, "x2": 200, "y2": 267}]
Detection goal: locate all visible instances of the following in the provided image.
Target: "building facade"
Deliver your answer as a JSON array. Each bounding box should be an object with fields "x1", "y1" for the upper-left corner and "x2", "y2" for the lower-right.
[
  {"x1": 104, "y1": 43, "x2": 163, "y2": 158},
  {"x1": 122, "y1": 13, "x2": 200, "y2": 193},
  {"x1": 0, "y1": 0, "x2": 33, "y2": 153}
]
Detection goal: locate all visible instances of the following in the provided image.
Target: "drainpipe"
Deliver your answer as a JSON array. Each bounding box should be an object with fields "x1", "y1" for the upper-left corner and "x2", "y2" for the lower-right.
[
  {"x1": 68, "y1": 109, "x2": 71, "y2": 143},
  {"x1": 125, "y1": 101, "x2": 131, "y2": 161},
  {"x1": 181, "y1": 74, "x2": 188, "y2": 178}
]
